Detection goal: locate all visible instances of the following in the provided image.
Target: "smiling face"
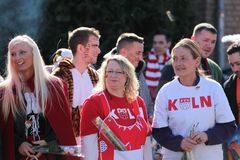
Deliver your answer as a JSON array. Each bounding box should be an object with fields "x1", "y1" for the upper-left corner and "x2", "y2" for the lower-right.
[
  {"x1": 172, "y1": 47, "x2": 200, "y2": 79},
  {"x1": 105, "y1": 60, "x2": 127, "y2": 93},
  {"x1": 10, "y1": 42, "x2": 34, "y2": 75},
  {"x1": 193, "y1": 30, "x2": 217, "y2": 58},
  {"x1": 81, "y1": 35, "x2": 101, "y2": 65},
  {"x1": 121, "y1": 42, "x2": 144, "y2": 68}
]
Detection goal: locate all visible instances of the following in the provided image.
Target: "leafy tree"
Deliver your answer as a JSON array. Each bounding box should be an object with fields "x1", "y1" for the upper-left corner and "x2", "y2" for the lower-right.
[{"x1": 0, "y1": 0, "x2": 197, "y2": 75}]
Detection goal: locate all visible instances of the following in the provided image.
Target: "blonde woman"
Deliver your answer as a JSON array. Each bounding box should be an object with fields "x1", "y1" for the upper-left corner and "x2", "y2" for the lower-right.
[
  {"x1": 152, "y1": 38, "x2": 236, "y2": 160},
  {"x1": 80, "y1": 55, "x2": 152, "y2": 160},
  {"x1": 0, "y1": 35, "x2": 78, "y2": 160}
]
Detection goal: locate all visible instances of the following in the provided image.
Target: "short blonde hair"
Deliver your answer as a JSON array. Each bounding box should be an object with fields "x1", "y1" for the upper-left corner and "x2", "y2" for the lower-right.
[{"x1": 95, "y1": 55, "x2": 139, "y2": 103}]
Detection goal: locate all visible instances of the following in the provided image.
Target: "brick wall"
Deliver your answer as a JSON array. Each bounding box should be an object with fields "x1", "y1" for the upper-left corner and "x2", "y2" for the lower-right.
[
  {"x1": 224, "y1": 0, "x2": 240, "y2": 35},
  {"x1": 194, "y1": 0, "x2": 240, "y2": 35},
  {"x1": 193, "y1": 0, "x2": 240, "y2": 68},
  {"x1": 205, "y1": 0, "x2": 217, "y2": 24}
]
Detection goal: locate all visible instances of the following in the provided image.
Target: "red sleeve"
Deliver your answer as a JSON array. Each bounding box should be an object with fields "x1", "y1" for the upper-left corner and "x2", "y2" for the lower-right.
[
  {"x1": 137, "y1": 96, "x2": 152, "y2": 135},
  {"x1": 46, "y1": 78, "x2": 79, "y2": 160},
  {"x1": 80, "y1": 94, "x2": 104, "y2": 136},
  {"x1": 46, "y1": 78, "x2": 75, "y2": 144}
]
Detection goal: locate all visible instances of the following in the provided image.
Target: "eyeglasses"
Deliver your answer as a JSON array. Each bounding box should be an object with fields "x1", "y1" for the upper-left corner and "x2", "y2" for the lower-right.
[{"x1": 106, "y1": 70, "x2": 125, "y2": 76}]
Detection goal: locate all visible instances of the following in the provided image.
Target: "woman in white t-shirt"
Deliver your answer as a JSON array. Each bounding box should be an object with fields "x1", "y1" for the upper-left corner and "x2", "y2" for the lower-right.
[{"x1": 152, "y1": 38, "x2": 236, "y2": 160}]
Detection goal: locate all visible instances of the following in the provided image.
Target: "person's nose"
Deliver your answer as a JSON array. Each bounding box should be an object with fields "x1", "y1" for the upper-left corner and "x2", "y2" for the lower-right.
[
  {"x1": 97, "y1": 47, "x2": 101, "y2": 55},
  {"x1": 14, "y1": 52, "x2": 22, "y2": 60},
  {"x1": 138, "y1": 53, "x2": 143, "y2": 60}
]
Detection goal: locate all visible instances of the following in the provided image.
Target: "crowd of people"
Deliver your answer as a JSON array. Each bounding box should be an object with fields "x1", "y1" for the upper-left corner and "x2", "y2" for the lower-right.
[{"x1": 0, "y1": 23, "x2": 239, "y2": 160}]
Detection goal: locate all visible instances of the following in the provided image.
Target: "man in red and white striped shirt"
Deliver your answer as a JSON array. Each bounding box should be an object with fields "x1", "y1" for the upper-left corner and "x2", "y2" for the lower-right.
[{"x1": 145, "y1": 30, "x2": 171, "y2": 100}]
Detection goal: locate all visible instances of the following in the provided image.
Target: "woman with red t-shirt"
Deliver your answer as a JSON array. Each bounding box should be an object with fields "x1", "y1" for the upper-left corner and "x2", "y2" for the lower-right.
[{"x1": 80, "y1": 55, "x2": 152, "y2": 160}]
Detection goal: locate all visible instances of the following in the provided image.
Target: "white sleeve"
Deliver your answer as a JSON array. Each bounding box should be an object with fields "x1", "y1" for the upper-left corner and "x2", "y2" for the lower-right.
[
  {"x1": 152, "y1": 89, "x2": 169, "y2": 128},
  {"x1": 214, "y1": 84, "x2": 235, "y2": 123},
  {"x1": 82, "y1": 134, "x2": 98, "y2": 160},
  {"x1": 143, "y1": 136, "x2": 153, "y2": 160}
]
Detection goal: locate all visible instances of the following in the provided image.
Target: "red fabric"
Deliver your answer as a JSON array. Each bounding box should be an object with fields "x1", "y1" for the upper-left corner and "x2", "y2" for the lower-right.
[
  {"x1": 145, "y1": 50, "x2": 171, "y2": 99},
  {"x1": 146, "y1": 68, "x2": 160, "y2": 72},
  {"x1": 1, "y1": 112, "x2": 15, "y2": 160},
  {"x1": 0, "y1": 77, "x2": 80, "y2": 160},
  {"x1": 80, "y1": 90, "x2": 151, "y2": 159},
  {"x1": 80, "y1": 90, "x2": 150, "y2": 137},
  {"x1": 145, "y1": 76, "x2": 161, "y2": 81},
  {"x1": 98, "y1": 92, "x2": 148, "y2": 160},
  {"x1": 44, "y1": 79, "x2": 79, "y2": 160}
]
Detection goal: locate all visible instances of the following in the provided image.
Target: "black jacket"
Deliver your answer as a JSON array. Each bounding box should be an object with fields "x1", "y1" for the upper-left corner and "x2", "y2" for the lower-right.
[{"x1": 224, "y1": 74, "x2": 238, "y2": 124}]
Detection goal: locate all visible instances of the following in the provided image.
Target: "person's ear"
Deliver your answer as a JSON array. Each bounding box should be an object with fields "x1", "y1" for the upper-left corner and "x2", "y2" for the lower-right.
[
  {"x1": 191, "y1": 35, "x2": 195, "y2": 41},
  {"x1": 119, "y1": 48, "x2": 128, "y2": 57},
  {"x1": 167, "y1": 41, "x2": 172, "y2": 48},
  {"x1": 76, "y1": 44, "x2": 85, "y2": 52},
  {"x1": 195, "y1": 57, "x2": 201, "y2": 67}
]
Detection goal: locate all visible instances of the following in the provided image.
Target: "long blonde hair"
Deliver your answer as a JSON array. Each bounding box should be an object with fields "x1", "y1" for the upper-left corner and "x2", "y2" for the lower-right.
[
  {"x1": 95, "y1": 55, "x2": 139, "y2": 103},
  {"x1": 1, "y1": 35, "x2": 54, "y2": 120}
]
